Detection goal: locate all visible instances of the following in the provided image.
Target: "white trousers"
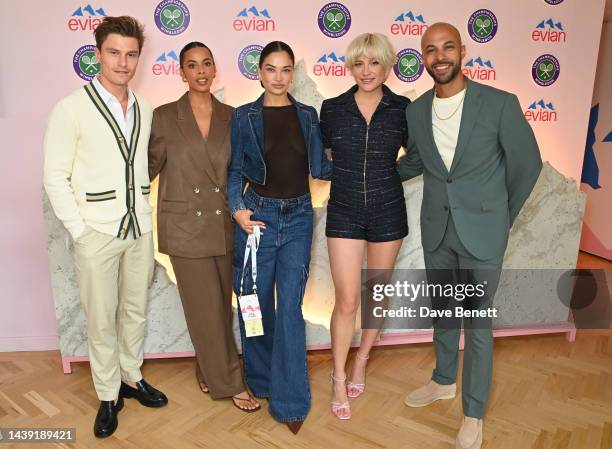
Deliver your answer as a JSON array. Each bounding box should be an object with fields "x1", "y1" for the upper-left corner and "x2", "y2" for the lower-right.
[{"x1": 74, "y1": 227, "x2": 154, "y2": 401}]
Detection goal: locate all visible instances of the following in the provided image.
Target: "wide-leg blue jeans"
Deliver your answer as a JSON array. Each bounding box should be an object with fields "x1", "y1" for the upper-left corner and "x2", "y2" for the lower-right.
[{"x1": 233, "y1": 187, "x2": 312, "y2": 423}]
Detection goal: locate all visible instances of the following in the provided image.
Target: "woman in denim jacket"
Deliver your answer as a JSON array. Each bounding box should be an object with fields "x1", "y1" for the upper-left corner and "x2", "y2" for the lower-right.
[{"x1": 227, "y1": 41, "x2": 331, "y2": 434}]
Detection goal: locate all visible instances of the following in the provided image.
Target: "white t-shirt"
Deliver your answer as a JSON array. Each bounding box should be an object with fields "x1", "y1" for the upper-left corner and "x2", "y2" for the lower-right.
[{"x1": 432, "y1": 88, "x2": 466, "y2": 172}]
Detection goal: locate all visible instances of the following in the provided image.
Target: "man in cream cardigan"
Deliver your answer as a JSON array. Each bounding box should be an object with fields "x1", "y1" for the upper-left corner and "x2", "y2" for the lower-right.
[{"x1": 43, "y1": 16, "x2": 167, "y2": 438}]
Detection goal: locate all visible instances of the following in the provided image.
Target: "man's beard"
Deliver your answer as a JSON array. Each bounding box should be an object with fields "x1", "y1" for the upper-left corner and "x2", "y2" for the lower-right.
[{"x1": 425, "y1": 60, "x2": 461, "y2": 84}]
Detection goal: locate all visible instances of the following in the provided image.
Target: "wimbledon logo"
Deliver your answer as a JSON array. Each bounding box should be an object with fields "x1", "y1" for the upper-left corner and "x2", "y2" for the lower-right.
[
  {"x1": 154, "y1": 0, "x2": 190, "y2": 35},
  {"x1": 317, "y1": 3, "x2": 351, "y2": 38},
  {"x1": 393, "y1": 48, "x2": 424, "y2": 83},
  {"x1": 468, "y1": 9, "x2": 498, "y2": 43},
  {"x1": 238, "y1": 45, "x2": 264, "y2": 80},
  {"x1": 544, "y1": 0, "x2": 564, "y2": 4},
  {"x1": 532, "y1": 54, "x2": 560, "y2": 87},
  {"x1": 73, "y1": 45, "x2": 100, "y2": 81}
]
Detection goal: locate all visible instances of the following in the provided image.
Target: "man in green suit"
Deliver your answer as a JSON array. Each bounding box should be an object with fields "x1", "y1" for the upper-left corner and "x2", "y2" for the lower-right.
[{"x1": 398, "y1": 23, "x2": 542, "y2": 449}]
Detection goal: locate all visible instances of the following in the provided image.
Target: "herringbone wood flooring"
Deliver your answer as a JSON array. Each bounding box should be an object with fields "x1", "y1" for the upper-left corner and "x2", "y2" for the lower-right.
[{"x1": 1, "y1": 330, "x2": 611, "y2": 449}]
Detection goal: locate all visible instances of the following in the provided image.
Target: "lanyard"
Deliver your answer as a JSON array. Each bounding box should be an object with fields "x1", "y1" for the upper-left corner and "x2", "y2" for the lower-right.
[{"x1": 239, "y1": 225, "x2": 260, "y2": 298}]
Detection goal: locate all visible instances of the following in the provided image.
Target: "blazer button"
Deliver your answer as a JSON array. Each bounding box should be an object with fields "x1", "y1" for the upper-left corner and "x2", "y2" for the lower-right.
[
  {"x1": 215, "y1": 209, "x2": 221, "y2": 215},
  {"x1": 447, "y1": 178, "x2": 453, "y2": 183},
  {"x1": 214, "y1": 187, "x2": 220, "y2": 193},
  {"x1": 195, "y1": 210, "x2": 202, "y2": 217},
  {"x1": 193, "y1": 187, "x2": 200, "y2": 194},
  {"x1": 443, "y1": 205, "x2": 449, "y2": 211}
]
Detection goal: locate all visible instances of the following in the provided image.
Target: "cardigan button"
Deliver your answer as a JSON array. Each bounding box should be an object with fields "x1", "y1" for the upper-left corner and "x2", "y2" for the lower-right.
[
  {"x1": 195, "y1": 210, "x2": 202, "y2": 217},
  {"x1": 214, "y1": 187, "x2": 220, "y2": 193},
  {"x1": 193, "y1": 187, "x2": 200, "y2": 194},
  {"x1": 215, "y1": 209, "x2": 221, "y2": 215}
]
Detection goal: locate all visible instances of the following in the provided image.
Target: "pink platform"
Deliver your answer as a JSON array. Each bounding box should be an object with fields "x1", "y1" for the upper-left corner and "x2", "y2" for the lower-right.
[{"x1": 61, "y1": 321, "x2": 576, "y2": 374}]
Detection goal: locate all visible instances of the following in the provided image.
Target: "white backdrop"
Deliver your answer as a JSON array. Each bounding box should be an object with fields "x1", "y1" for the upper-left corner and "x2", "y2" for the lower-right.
[{"x1": 0, "y1": 0, "x2": 605, "y2": 351}]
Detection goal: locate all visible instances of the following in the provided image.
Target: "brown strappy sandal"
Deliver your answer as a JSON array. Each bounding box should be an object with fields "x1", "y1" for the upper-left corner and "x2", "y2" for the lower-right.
[{"x1": 231, "y1": 393, "x2": 261, "y2": 413}]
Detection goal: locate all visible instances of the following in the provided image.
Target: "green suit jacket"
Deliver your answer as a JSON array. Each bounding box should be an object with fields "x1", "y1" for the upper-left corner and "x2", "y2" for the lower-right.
[{"x1": 397, "y1": 79, "x2": 542, "y2": 261}]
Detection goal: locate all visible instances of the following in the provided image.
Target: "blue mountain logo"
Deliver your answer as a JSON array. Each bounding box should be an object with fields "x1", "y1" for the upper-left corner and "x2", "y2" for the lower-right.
[
  {"x1": 317, "y1": 52, "x2": 346, "y2": 63},
  {"x1": 156, "y1": 50, "x2": 179, "y2": 63},
  {"x1": 237, "y1": 6, "x2": 271, "y2": 18},
  {"x1": 536, "y1": 19, "x2": 563, "y2": 30},
  {"x1": 394, "y1": 10, "x2": 425, "y2": 23},
  {"x1": 465, "y1": 57, "x2": 494, "y2": 68},
  {"x1": 528, "y1": 99, "x2": 555, "y2": 110},
  {"x1": 72, "y1": 4, "x2": 106, "y2": 16}
]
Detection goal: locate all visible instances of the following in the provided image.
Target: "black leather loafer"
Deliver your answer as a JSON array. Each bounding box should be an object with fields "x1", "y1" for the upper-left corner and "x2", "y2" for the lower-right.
[
  {"x1": 119, "y1": 379, "x2": 168, "y2": 408},
  {"x1": 93, "y1": 397, "x2": 123, "y2": 438}
]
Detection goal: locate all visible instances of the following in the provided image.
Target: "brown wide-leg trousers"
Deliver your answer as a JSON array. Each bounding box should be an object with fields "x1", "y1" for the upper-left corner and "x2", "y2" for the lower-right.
[{"x1": 170, "y1": 252, "x2": 245, "y2": 399}]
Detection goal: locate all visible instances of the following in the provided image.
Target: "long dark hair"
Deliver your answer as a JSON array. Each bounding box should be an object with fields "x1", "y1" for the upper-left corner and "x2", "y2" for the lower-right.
[
  {"x1": 258, "y1": 41, "x2": 295, "y2": 68},
  {"x1": 179, "y1": 41, "x2": 214, "y2": 68}
]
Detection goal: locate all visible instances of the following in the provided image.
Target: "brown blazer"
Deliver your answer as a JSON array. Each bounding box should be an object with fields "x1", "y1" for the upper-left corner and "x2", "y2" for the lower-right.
[{"x1": 149, "y1": 93, "x2": 234, "y2": 258}]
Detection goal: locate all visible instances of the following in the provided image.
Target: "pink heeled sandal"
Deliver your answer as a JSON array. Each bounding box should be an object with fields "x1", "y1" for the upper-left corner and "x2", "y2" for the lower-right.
[
  {"x1": 330, "y1": 373, "x2": 351, "y2": 420},
  {"x1": 347, "y1": 352, "x2": 369, "y2": 398}
]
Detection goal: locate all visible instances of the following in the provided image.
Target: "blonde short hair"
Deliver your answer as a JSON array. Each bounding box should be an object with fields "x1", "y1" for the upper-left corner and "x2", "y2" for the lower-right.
[{"x1": 345, "y1": 33, "x2": 396, "y2": 72}]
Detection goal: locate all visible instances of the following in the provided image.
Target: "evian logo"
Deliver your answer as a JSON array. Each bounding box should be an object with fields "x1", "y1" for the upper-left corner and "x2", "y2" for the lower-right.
[
  {"x1": 313, "y1": 52, "x2": 348, "y2": 77},
  {"x1": 532, "y1": 19, "x2": 566, "y2": 42},
  {"x1": 233, "y1": 6, "x2": 276, "y2": 32},
  {"x1": 390, "y1": 10, "x2": 428, "y2": 36},
  {"x1": 524, "y1": 99, "x2": 558, "y2": 122},
  {"x1": 152, "y1": 50, "x2": 180, "y2": 76},
  {"x1": 68, "y1": 4, "x2": 106, "y2": 31},
  {"x1": 462, "y1": 57, "x2": 496, "y2": 81}
]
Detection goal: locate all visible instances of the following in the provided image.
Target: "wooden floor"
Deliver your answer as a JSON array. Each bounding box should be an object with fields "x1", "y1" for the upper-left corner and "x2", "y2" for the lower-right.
[
  {"x1": 1, "y1": 252, "x2": 610, "y2": 448},
  {"x1": 0, "y1": 330, "x2": 610, "y2": 448}
]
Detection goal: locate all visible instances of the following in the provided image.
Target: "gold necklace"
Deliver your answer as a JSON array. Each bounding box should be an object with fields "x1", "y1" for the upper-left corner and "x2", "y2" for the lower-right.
[{"x1": 432, "y1": 89, "x2": 466, "y2": 121}]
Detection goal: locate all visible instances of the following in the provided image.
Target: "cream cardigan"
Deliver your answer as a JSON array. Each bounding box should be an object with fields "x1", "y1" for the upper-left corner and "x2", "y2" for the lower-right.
[{"x1": 43, "y1": 83, "x2": 153, "y2": 240}]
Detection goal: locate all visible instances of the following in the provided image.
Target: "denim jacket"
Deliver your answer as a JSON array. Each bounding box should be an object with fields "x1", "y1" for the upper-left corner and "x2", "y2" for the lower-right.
[{"x1": 227, "y1": 93, "x2": 332, "y2": 215}]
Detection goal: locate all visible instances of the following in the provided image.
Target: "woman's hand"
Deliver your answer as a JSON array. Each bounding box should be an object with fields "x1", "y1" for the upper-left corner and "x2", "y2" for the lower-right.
[
  {"x1": 325, "y1": 148, "x2": 333, "y2": 161},
  {"x1": 234, "y1": 209, "x2": 266, "y2": 235}
]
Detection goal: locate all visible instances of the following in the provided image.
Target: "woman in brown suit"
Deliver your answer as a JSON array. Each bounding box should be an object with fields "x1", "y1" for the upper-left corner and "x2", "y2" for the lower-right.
[{"x1": 148, "y1": 42, "x2": 260, "y2": 412}]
